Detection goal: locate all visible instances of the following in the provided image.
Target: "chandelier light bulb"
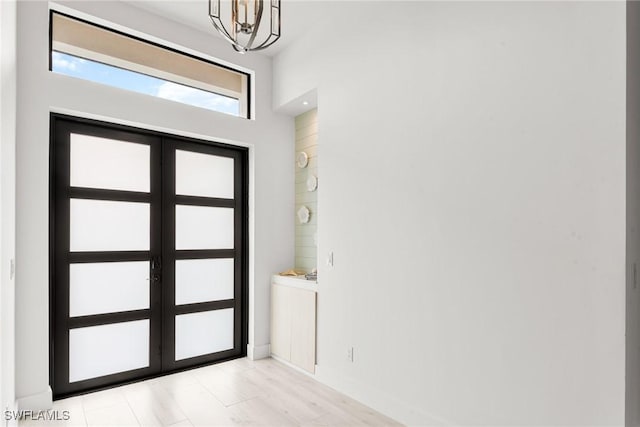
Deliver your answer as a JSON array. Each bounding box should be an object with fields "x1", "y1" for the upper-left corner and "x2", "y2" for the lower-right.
[{"x1": 209, "y1": 0, "x2": 281, "y2": 53}]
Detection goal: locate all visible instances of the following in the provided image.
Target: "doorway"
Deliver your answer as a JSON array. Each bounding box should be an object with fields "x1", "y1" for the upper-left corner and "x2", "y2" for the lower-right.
[{"x1": 50, "y1": 114, "x2": 248, "y2": 398}]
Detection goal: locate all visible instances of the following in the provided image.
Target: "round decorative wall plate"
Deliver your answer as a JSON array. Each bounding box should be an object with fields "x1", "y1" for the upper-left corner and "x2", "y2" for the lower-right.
[
  {"x1": 306, "y1": 174, "x2": 318, "y2": 192},
  {"x1": 296, "y1": 151, "x2": 309, "y2": 168},
  {"x1": 297, "y1": 206, "x2": 310, "y2": 224}
]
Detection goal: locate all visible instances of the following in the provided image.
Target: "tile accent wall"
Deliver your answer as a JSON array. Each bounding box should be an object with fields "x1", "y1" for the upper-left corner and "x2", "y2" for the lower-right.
[{"x1": 294, "y1": 109, "x2": 318, "y2": 272}]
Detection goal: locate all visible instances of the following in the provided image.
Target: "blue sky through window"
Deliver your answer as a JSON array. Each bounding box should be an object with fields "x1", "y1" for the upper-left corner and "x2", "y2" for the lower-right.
[{"x1": 52, "y1": 51, "x2": 240, "y2": 116}]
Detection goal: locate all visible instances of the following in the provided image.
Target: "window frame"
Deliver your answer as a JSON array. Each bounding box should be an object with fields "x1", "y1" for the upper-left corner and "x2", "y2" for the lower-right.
[{"x1": 49, "y1": 9, "x2": 253, "y2": 120}]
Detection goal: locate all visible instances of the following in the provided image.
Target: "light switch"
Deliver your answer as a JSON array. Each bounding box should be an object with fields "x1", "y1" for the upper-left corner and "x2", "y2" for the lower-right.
[{"x1": 326, "y1": 251, "x2": 334, "y2": 267}]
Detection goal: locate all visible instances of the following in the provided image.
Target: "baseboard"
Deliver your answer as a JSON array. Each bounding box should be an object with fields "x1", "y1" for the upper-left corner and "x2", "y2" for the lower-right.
[
  {"x1": 270, "y1": 354, "x2": 316, "y2": 378},
  {"x1": 16, "y1": 386, "x2": 52, "y2": 412},
  {"x1": 247, "y1": 343, "x2": 270, "y2": 360},
  {"x1": 314, "y1": 364, "x2": 455, "y2": 426}
]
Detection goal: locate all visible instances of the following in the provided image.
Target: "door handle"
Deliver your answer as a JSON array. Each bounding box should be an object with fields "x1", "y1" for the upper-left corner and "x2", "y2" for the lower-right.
[{"x1": 151, "y1": 256, "x2": 161, "y2": 284}]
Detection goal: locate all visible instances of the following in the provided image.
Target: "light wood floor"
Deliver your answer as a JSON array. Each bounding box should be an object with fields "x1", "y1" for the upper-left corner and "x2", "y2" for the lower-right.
[{"x1": 20, "y1": 358, "x2": 401, "y2": 426}]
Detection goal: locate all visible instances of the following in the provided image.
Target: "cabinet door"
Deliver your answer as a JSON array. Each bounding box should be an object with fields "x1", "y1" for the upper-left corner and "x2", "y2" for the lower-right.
[
  {"x1": 270, "y1": 284, "x2": 291, "y2": 360},
  {"x1": 290, "y1": 288, "x2": 316, "y2": 373}
]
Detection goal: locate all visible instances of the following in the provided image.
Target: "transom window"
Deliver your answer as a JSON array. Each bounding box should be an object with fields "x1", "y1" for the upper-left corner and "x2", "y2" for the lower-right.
[{"x1": 50, "y1": 12, "x2": 250, "y2": 118}]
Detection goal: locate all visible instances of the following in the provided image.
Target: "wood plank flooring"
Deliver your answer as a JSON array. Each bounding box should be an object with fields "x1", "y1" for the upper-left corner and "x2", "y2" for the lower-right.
[{"x1": 19, "y1": 358, "x2": 401, "y2": 426}]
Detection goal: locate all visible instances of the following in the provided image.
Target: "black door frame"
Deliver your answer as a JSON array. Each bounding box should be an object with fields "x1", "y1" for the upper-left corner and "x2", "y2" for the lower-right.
[{"x1": 49, "y1": 113, "x2": 249, "y2": 399}]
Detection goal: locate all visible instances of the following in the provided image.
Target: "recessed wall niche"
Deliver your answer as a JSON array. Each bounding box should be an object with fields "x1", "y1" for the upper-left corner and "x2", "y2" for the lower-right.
[{"x1": 294, "y1": 109, "x2": 318, "y2": 273}]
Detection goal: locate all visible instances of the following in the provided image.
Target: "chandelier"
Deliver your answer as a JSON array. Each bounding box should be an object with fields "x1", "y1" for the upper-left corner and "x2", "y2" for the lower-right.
[{"x1": 209, "y1": 0, "x2": 281, "y2": 53}]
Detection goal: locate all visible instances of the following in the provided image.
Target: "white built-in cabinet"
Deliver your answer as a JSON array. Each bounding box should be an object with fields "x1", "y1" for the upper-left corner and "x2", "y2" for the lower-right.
[{"x1": 270, "y1": 277, "x2": 317, "y2": 374}]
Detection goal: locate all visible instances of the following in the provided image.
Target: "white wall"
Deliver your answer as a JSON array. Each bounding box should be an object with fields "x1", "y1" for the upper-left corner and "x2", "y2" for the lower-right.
[
  {"x1": 627, "y1": 2, "x2": 640, "y2": 426},
  {"x1": 274, "y1": 2, "x2": 626, "y2": 425},
  {"x1": 0, "y1": 0, "x2": 17, "y2": 422},
  {"x1": 15, "y1": 0, "x2": 293, "y2": 408}
]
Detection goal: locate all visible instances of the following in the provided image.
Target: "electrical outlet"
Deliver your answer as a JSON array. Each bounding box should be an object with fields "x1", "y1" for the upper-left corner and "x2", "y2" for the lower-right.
[{"x1": 347, "y1": 346, "x2": 354, "y2": 362}]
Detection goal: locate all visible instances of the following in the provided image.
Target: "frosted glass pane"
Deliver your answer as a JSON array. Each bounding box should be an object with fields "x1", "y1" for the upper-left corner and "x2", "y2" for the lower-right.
[
  {"x1": 70, "y1": 199, "x2": 150, "y2": 251},
  {"x1": 70, "y1": 133, "x2": 150, "y2": 192},
  {"x1": 175, "y1": 258, "x2": 234, "y2": 305},
  {"x1": 175, "y1": 205, "x2": 234, "y2": 250},
  {"x1": 175, "y1": 309, "x2": 234, "y2": 360},
  {"x1": 69, "y1": 320, "x2": 149, "y2": 382},
  {"x1": 70, "y1": 262, "x2": 150, "y2": 317},
  {"x1": 175, "y1": 150, "x2": 234, "y2": 199}
]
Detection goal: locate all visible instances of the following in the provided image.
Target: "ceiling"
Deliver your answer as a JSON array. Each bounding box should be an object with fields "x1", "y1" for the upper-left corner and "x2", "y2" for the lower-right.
[{"x1": 122, "y1": 0, "x2": 332, "y2": 57}]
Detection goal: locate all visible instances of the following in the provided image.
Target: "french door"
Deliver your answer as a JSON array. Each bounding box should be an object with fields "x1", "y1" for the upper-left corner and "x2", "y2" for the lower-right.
[{"x1": 50, "y1": 115, "x2": 247, "y2": 398}]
